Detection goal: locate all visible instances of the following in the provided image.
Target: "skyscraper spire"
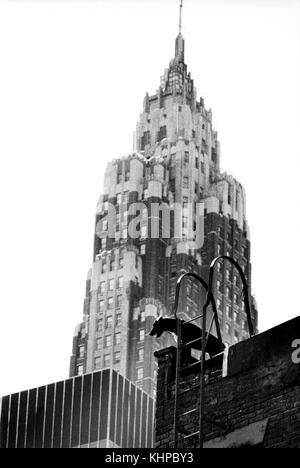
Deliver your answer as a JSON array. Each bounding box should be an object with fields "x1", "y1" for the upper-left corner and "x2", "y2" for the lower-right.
[
  {"x1": 179, "y1": 0, "x2": 183, "y2": 34},
  {"x1": 175, "y1": 0, "x2": 185, "y2": 62}
]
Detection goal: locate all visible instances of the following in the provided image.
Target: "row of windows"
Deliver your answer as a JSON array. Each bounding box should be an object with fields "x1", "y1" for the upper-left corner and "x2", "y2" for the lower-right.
[
  {"x1": 100, "y1": 256, "x2": 124, "y2": 273},
  {"x1": 216, "y1": 281, "x2": 245, "y2": 305},
  {"x1": 94, "y1": 352, "x2": 120, "y2": 369},
  {"x1": 216, "y1": 263, "x2": 244, "y2": 283},
  {"x1": 216, "y1": 300, "x2": 248, "y2": 330},
  {"x1": 117, "y1": 172, "x2": 130, "y2": 184},
  {"x1": 182, "y1": 152, "x2": 205, "y2": 174},
  {"x1": 95, "y1": 330, "x2": 145, "y2": 348},
  {"x1": 97, "y1": 313, "x2": 122, "y2": 331},
  {"x1": 99, "y1": 295, "x2": 123, "y2": 310},
  {"x1": 96, "y1": 332, "x2": 122, "y2": 350},
  {"x1": 99, "y1": 277, "x2": 124, "y2": 294},
  {"x1": 78, "y1": 353, "x2": 144, "y2": 378},
  {"x1": 217, "y1": 246, "x2": 247, "y2": 269},
  {"x1": 217, "y1": 230, "x2": 248, "y2": 256}
]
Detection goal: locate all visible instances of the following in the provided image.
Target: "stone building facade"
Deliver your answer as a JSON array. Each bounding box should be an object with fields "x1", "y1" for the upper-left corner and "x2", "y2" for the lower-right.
[{"x1": 69, "y1": 28, "x2": 258, "y2": 398}]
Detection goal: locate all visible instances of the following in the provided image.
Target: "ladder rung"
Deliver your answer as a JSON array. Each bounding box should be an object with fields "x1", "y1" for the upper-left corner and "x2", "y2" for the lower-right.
[
  {"x1": 183, "y1": 430, "x2": 200, "y2": 439},
  {"x1": 183, "y1": 314, "x2": 203, "y2": 324},
  {"x1": 181, "y1": 361, "x2": 201, "y2": 372},
  {"x1": 178, "y1": 383, "x2": 200, "y2": 396},
  {"x1": 178, "y1": 408, "x2": 198, "y2": 418},
  {"x1": 181, "y1": 337, "x2": 202, "y2": 349}
]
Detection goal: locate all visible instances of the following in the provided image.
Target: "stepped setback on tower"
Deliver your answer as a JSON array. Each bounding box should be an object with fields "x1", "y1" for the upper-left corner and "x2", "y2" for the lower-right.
[{"x1": 70, "y1": 30, "x2": 258, "y2": 398}]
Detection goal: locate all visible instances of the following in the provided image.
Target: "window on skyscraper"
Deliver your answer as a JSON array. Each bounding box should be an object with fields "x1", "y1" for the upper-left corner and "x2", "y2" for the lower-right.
[
  {"x1": 100, "y1": 282, "x2": 105, "y2": 294},
  {"x1": 96, "y1": 338, "x2": 102, "y2": 351},
  {"x1": 137, "y1": 368, "x2": 144, "y2": 380},
  {"x1": 101, "y1": 237, "x2": 106, "y2": 250},
  {"x1": 183, "y1": 176, "x2": 189, "y2": 189},
  {"x1": 140, "y1": 311, "x2": 146, "y2": 322},
  {"x1": 139, "y1": 329, "x2": 145, "y2": 342},
  {"x1": 114, "y1": 351, "x2": 121, "y2": 364},
  {"x1": 94, "y1": 357, "x2": 101, "y2": 369},
  {"x1": 117, "y1": 193, "x2": 122, "y2": 204},
  {"x1": 225, "y1": 324, "x2": 231, "y2": 335},
  {"x1": 116, "y1": 295, "x2": 122, "y2": 308},
  {"x1": 234, "y1": 293, "x2": 238, "y2": 305},
  {"x1": 108, "y1": 297, "x2": 114, "y2": 309},
  {"x1": 159, "y1": 125, "x2": 167, "y2": 141},
  {"x1": 109, "y1": 279, "x2": 114, "y2": 291},
  {"x1": 99, "y1": 299, "x2": 105, "y2": 311},
  {"x1": 106, "y1": 316, "x2": 113, "y2": 328},
  {"x1": 104, "y1": 355, "x2": 111, "y2": 367},
  {"x1": 115, "y1": 313, "x2": 122, "y2": 326},
  {"x1": 79, "y1": 346, "x2": 85, "y2": 358},
  {"x1": 140, "y1": 244, "x2": 146, "y2": 255},
  {"x1": 105, "y1": 335, "x2": 112, "y2": 347},
  {"x1": 77, "y1": 365, "x2": 84, "y2": 376},
  {"x1": 226, "y1": 286, "x2": 231, "y2": 298},
  {"x1": 118, "y1": 277, "x2": 124, "y2": 289},
  {"x1": 115, "y1": 333, "x2": 121, "y2": 345},
  {"x1": 138, "y1": 348, "x2": 144, "y2": 362},
  {"x1": 97, "y1": 319, "x2": 103, "y2": 332}
]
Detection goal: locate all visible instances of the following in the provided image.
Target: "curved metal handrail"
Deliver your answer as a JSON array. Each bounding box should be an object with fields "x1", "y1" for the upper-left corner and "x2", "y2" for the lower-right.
[
  {"x1": 173, "y1": 271, "x2": 223, "y2": 345},
  {"x1": 203, "y1": 256, "x2": 254, "y2": 338}
]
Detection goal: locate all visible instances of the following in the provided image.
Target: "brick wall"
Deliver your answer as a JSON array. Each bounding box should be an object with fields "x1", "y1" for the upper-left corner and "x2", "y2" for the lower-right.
[{"x1": 155, "y1": 316, "x2": 300, "y2": 448}]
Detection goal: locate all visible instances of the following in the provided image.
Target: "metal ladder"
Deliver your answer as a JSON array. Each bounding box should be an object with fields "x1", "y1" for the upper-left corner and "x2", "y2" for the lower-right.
[{"x1": 172, "y1": 256, "x2": 255, "y2": 448}]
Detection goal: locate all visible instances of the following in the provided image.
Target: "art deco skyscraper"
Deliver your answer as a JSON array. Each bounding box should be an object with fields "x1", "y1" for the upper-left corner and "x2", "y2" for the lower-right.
[{"x1": 70, "y1": 6, "x2": 258, "y2": 398}]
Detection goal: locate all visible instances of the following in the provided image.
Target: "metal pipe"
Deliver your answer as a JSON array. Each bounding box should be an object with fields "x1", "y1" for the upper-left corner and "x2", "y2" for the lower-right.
[
  {"x1": 204, "y1": 256, "x2": 254, "y2": 338},
  {"x1": 173, "y1": 317, "x2": 182, "y2": 448}
]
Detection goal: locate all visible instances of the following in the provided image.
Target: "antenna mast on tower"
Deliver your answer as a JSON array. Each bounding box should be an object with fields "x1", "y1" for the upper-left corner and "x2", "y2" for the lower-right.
[{"x1": 179, "y1": 0, "x2": 183, "y2": 34}]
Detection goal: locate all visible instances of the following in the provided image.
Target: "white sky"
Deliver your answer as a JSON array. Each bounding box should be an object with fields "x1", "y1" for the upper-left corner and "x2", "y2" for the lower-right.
[{"x1": 0, "y1": 0, "x2": 299, "y2": 396}]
